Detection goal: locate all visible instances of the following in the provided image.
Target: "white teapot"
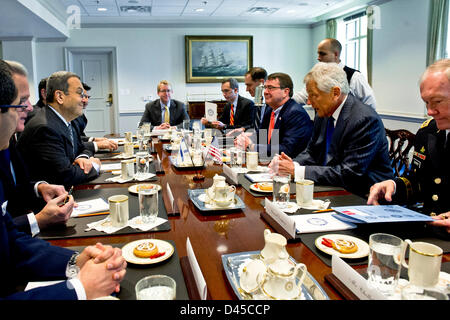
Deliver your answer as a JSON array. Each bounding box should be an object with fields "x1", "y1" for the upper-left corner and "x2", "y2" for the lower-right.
[
  {"x1": 258, "y1": 258, "x2": 307, "y2": 300},
  {"x1": 260, "y1": 229, "x2": 289, "y2": 265},
  {"x1": 205, "y1": 174, "x2": 227, "y2": 204}
]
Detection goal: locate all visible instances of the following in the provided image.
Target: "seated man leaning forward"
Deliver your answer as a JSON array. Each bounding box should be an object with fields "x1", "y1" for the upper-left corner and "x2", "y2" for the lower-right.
[
  {"x1": 17, "y1": 71, "x2": 101, "y2": 189},
  {"x1": 139, "y1": 80, "x2": 190, "y2": 130},
  {"x1": 367, "y1": 59, "x2": 450, "y2": 234},
  {"x1": 270, "y1": 62, "x2": 393, "y2": 197},
  {"x1": 234, "y1": 72, "x2": 313, "y2": 159}
]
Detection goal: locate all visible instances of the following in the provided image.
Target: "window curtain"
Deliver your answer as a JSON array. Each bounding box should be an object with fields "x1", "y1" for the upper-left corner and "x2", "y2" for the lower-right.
[
  {"x1": 366, "y1": 6, "x2": 376, "y2": 86},
  {"x1": 326, "y1": 19, "x2": 337, "y2": 39},
  {"x1": 427, "y1": 0, "x2": 449, "y2": 66}
]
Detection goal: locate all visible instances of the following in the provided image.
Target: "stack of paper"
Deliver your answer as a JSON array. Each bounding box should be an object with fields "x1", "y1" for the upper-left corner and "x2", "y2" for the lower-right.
[
  {"x1": 245, "y1": 173, "x2": 272, "y2": 183},
  {"x1": 332, "y1": 205, "x2": 434, "y2": 224},
  {"x1": 71, "y1": 198, "x2": 109, "y2": 217},
  {"x1": 292, "y1": 212, "x2": 356, "y2": 234}
]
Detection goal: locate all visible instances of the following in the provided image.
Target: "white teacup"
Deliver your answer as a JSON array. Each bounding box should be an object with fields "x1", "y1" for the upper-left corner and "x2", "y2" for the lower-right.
[
  {"x1": 296, "y1": 179, "x2": 314, "y2": 206},
  {"x1": 124, "y1": 142, "x2": 134, "y2": 156},
  {"x1": 213, "y1": 185, "x2": 236, "y2": 207},
  {"x1": 121, "y1": 159, "x2": 135, "y2": 179},
  {"x1": 246, "y1": 151, "x2": 258, "y2": 170},
  {"x1": 108, "y1": 195, "x2": 129, "y2": 227},
  {"x1": 402, "y1": 240, "x2": 443, "y2": 287}
]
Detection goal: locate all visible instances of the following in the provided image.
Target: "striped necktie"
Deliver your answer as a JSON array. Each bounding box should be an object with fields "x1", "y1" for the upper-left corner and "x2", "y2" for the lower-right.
[
  {"x1": 68, "y1": 123, "x2": 75, "y2": 154},
  {"x1": 229, "y1": 104, "x2": 234, "y2": 126},
  {"x1": 164, "y1": 106, "x2": 170, "y2": 124},
  {"x1": 268, "y1": 111, "x2": 275, "y2": 144}
]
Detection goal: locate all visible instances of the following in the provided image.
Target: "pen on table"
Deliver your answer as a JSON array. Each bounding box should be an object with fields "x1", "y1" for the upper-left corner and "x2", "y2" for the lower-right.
[
  {"x1": 312, "y1": 208, "x2": 334, "y2": 213},
  {"x1": 76, "y1": 211, "x2": 110, "y2": 218}
]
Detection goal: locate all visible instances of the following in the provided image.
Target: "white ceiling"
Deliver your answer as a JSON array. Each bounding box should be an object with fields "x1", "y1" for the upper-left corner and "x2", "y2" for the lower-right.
[{"x1": 0, "y1": 0, "x2": 377, "y2": 40}]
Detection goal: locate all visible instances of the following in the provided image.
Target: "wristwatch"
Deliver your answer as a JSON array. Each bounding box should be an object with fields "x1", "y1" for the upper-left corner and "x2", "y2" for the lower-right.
[{"x1": 65, "y1": 252, "x2": 80, "y2": 279}]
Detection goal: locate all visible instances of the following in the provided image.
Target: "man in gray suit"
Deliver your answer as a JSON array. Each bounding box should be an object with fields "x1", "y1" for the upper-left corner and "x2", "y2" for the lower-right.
[
  {"x1": 138, "y1": 80, "x2": 189, "y2": 129},
  {"x1": 270, "y1": 62, "x2": 392, "y2": 197}
]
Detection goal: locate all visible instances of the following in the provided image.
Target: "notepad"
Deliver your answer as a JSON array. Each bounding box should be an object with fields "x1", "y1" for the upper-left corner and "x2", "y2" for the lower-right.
[
  {"x1": 71, "y1": 198, "x2": 109, "y2": 217},
  {"x1": 292, "y1": 212, "x2": 356, "y2": 234}
]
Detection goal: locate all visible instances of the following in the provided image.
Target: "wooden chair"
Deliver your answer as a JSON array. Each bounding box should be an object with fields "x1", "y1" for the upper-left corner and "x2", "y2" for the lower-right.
[{"x1": 385, "y1": 128, "x2": 415, "y2": 177}]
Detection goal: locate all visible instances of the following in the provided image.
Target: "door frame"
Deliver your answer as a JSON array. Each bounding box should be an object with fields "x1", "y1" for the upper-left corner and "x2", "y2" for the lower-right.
[{"x1": 64, "y1": 46, "x2": 119, "y2": 134}]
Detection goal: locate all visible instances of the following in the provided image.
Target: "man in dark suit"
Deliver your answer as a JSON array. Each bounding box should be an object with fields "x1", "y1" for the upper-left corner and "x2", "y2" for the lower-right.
[
  {"x1": 0, "y1": 58, "x2": 126, "y2": 300},
  {"x1": 271, "y1": 63, "x2": 392, "y2": 197},
  {"x1": 139, "y1": 80, "x2": 189, "y2": 129},
  {"x1": 1, "y1": 61, "x2": 74, "y2": 236},
  {"x1": 72, "y1": 83, "x2": 118, "y2": 153},
  {"x1": 201, "y1": 78, "x2": 255, "y2": 131},
  {"x1": 235, "y1": 73, "x2": 313, "y2": 159},
  {"x1": 368, "y1": 59, "x2": 450, "y2": 234},
  {"x1": 17, "y1": 71, "x2": 101, "y2": 190}
]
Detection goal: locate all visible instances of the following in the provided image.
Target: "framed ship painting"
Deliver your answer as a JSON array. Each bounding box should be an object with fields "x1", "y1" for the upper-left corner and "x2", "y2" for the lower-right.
[{"x1": 185, "y1": 35, "x2": 253, "y2": 83}]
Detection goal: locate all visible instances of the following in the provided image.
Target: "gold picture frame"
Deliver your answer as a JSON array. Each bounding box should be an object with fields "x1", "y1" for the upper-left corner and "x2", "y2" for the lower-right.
[{"x1": 185, "y1": 35, "x2": 253, "y2": 83}]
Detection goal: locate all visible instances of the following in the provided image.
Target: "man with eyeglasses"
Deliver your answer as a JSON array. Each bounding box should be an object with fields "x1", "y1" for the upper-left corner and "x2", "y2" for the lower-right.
[
  {"x1": 201, "y1": 78, "x2": 255, "y2": 132},
  {"x1": 18, "y1": 71, "x2": 101, "y2": 190},
  {"x1": 234, "y1": 72, "x2": 313, "y2": 159},
  {"x1": 0, "y1": 61, "x2": 74, "y2": 236},
  {"x1": 138, "y1": 80, "x2": 190, "y2": 129},
  {"x1": 0, "y1": 59, "x2": 127, "y2": 300},
  {"x1": 72, "y1": 83, "x2": 118, "y2": 153}
]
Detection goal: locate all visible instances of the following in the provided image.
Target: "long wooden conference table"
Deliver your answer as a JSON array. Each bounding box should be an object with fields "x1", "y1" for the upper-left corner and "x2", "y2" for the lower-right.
[{"x1": 45, "y1": 137, "x2": 450, "y2": 301}]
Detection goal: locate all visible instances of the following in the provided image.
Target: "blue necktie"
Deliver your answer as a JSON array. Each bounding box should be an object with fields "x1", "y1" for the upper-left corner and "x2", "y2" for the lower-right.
[{"x1": 324, "y1": 116, "x2": 335, "y2": 165}]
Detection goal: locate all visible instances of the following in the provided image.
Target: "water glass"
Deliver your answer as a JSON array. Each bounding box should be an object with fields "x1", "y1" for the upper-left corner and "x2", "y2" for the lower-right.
[
  {"x1": 138, "y1": 186, "x2": 158, "y2": 224},
  {"x1": 135, "y1": 275, "x2": 176, "y2": 300},
  {"x1": 230, "y1": 147, "x2": 245, "y2": 168},
  {"x1": 273, "y1": 174, "x2": 291, "y2": 207},
  {"x1": 183, "y1": 119, "x2": 190, "y2": 131},
  {"x1": 135, "y1": 152, "x2": 149, "y2": 178},
  {"x1": 367, "y1": 233, "x2": 404, "y2": 296}
]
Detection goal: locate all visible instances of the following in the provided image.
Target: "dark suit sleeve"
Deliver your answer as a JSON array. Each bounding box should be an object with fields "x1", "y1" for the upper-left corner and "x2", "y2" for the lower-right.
[
  {"x1": 21, "y1": 125, "x2": 98, "y2": 188},
  {"x1": 173, "y1": 101, "x2": 190, "y2": 128},
  {"x1": 139, "y1": 102, "x2": 153, "y2": 127},
  {"x1": 237, "y1": 98, "x2": 255, "y2": 130}
]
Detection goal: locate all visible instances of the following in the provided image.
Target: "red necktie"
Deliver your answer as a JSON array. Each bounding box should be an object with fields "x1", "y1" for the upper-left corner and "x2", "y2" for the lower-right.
[
  {"x1": 268, "y1": 111, "x2": 275, "y2": 143},
  {"x1": 230, "y1": 104, "x2": 234, "y2": 126}
]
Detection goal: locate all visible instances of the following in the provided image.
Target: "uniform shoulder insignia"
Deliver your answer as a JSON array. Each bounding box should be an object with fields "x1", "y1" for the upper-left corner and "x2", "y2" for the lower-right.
[{"x1": 420, "y1": 118, "x2": 432, "y2": 129}]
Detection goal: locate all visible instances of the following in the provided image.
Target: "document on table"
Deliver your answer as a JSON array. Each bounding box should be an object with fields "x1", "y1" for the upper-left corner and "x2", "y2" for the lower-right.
[
  {"x1": 101, "y1": 163, "x2": 121, "y2": 172},
  {"x1": 71, "y1": 198, "x2": 109, "y2": 217},
  {"x1": 205, "y1": 102, "x2": 217, "y2": 122},
  {"x1": 292, "y1": 212, "x2": 356, "y2": 234},
  {"x1": 244, "y1": 173, "x2": 273, "y2": 182},
  {"x1": 332, "y1": 205, "x2": 434, "y2": 224}
]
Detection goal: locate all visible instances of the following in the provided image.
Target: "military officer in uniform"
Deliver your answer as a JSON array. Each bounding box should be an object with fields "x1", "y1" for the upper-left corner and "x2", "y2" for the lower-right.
[{"x1": 368, "y1": 59, "x2": 450, "y2": 234}]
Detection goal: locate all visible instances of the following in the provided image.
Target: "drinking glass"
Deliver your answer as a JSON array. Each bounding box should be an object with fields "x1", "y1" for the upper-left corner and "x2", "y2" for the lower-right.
[
  {"x1": 135, "y1": 275, "x2": 176, "y2": 300},
  {"x1": 183, "y1": 119, "x2": 190, "y2": 131},
  {"x1": 367, "y1": 233, "x2": 404, "y2": 296},
  {"x1": 138, "y1": 186, "x2": 158, "y2": 224},
  {"x1": 135, "y1": 152, "x2": 149, "y2": 179},
  {"x1": 273, "y1": 174, "x2": 291, "y2": 208}
]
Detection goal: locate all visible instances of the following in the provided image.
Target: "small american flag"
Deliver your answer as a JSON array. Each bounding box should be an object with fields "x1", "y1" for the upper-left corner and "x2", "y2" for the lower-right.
[{"x1": 207, "y1": 136, "x2": 222, "y2": 164}]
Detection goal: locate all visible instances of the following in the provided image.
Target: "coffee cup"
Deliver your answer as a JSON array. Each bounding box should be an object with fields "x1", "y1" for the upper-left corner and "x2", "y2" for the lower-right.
[
  {"x1": 214, "y1": 185, "x2": 236, "y2": 207},
  {"x1": 121, "y1": 159, "x2": 135, "y2": 179},
  {"x1": 108, "y1": 195, "x2": 129, "y2": 227},
  {"x1": 296, "y1": 179, "x2": 314, "y2": 206},
  {"x1": 246, "y1": 151, "x2": 258, "y2": 170},
  {"x1": 402, "y1": 240, "x2": 443, "y2": 287}
]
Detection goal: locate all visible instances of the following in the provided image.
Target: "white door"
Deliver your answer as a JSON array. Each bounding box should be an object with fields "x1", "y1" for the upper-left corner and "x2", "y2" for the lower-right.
[{"x1": 71, "y1": 52, "x2": 113, "y2": 136}]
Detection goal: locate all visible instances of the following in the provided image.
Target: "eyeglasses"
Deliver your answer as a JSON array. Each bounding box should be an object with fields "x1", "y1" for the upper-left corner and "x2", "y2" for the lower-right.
[
  {"x1": 263, "y1": 86, "x2": 283, "y2": 91},
  {"x1": 0, "y1": 105, "x2": 28, "y2": 111},
  {"x1": 158, "y1": 90, "x2": 172, "y2": 93}
]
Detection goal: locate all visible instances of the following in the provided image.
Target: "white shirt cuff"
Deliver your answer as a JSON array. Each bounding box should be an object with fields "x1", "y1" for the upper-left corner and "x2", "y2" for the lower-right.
[
  {"x1": 390, "y1": 179, "x2": 397, "y2": 194},
  {"x1": 92, "y1": 161, "x2": 100, "y2": 173},
  {"x1": 93, "y1": 142, "x2": 98, "y2": 152},
  {"x1": 68, "y1": 278, "x2": 87, "y2": 300},
  {"x1": 27, "y1": 213, "x2": 40, "y2": 237},
  {"x1": 34, "y1": 181, "x2": 48, "y2": 198},
  {"x1": 88, "y1": 137, "x2": 94, "y2": 142},
  {"x1": 294, "y1": 162, "x2": 305, "y2": 182}
]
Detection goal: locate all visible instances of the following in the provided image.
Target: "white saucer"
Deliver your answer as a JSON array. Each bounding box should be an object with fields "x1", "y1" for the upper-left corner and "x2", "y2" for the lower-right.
[{"x1": 299, "y1": 199, "x2": 330, "y2": 210}]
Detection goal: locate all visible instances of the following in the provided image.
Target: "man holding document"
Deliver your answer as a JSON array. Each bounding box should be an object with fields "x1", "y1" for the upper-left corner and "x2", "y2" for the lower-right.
[{"x1": 368, "y1": 59, "x2": 450, "y2": 234}]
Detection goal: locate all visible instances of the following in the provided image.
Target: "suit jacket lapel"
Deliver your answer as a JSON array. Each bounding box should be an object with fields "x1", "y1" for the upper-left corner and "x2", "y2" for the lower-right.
[{"x1": 152, "y1": 100, "x2": 162, "y2": 124}]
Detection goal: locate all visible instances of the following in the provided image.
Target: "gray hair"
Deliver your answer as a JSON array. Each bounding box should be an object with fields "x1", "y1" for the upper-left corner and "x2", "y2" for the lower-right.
[
  {"x1": 5, "y1": 60, "x2": 28, "y2": 77},
  {"x1": 46, "y1": 71, "x2": 80, "y2": 103},
  {"x1": 304, "y1": 62, "x2": 350, "y2": 95},
  {"x1": 420, "y1": 58, "x2": 450, "y2": 83}
]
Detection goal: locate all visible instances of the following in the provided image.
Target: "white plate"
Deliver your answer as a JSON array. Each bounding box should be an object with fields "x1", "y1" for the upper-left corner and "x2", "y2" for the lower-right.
[
  {"x1": 122, "y1": 239, "x2": 174, "y2": 265},
  {"x1": 128, "y1": 183, "x2": 162, "y2": 194},
  {"x1": 299, "y1": 199, "x2": 329, "y2": 210},
  {"x1": 249, "y1": 182, "x2": 273, "y2": 193},
  {"x1": 315, "y1": 234, "x2": 369, "y2": 259}
]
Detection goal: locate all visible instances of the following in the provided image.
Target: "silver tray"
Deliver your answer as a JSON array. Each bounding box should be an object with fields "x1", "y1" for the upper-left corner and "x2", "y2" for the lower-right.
[
  {"x1": 222, "y1": 251, "x2": 329, "y2": 300},
  {"x1": 169, "y1": 156, "x2": 205, "y2": 171},
  {"x1": 188, "y1": 189, "x2": 246, "y2": 212}
]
